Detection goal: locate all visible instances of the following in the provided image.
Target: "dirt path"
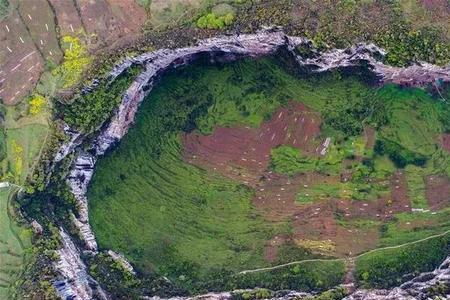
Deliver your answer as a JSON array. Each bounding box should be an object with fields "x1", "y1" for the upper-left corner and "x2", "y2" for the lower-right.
[{"x1": 238, "y1": 228, "x2": 450, "y2": 275}]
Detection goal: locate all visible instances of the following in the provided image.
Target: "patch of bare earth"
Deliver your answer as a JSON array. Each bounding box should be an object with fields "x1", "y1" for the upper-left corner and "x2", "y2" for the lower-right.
[
  {"x1": 426, "y1": 174, "x2": 450, "y2": 211},
  {"x1": 183, "y1": 102, "x2": 414, "y2": 261},
  {"x1": 75, "y1": 0, "x2": 146, "y2": 51},
  {"x1": 364, "y1": 126, "x2": 376, "y2": 152},
  {"x1": 0, "y1": 10, "x2": 44, "y2": 105},
  {"x1": 441, "y1": 134, "x2": 450, "y2": 153},
  {"x1": 183, "y1": 102, "x2": 324, "y2": 187}
]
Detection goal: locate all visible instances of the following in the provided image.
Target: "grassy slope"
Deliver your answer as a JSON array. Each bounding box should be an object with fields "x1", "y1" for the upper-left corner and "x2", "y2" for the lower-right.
[
  {"x1": 3, "y1": 104, "x2": 50, "y2": 184},
  {"x1": 0, "y1": 187, "x2": 32, "y2": 299},
  {"x1": 88, "y1": 57, "x2": 372, "y2": 292},
  {"x1": 88, "y1": 56, "x2": 450, "y2": 292},
  {"x1": 356, "y1": 231, "x2": 450, "y2": 288}
]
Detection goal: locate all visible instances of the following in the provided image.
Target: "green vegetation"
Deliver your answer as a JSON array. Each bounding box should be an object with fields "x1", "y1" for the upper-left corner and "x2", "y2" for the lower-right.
[
  {"x1": 0, "y1": 0, "x2": 9, "y2": 20},
  {"x1": 270, "y1": 137, "x2": 369, "y2": 177},
  {"x1": 136, "y1": 0, "x2": 151, "y2": 9},
  {"x1": 53, "y1": 36, "x2": 91, "y2": 88},
  {"x1": 61, "y1": 65, "x2": 142, "y2": 133},
  {"x1": 322, "y1": 88, "x2": 388, "y2": 136},
  {"x1": 375, "y1": 25, "x2": 450, "y2": 67},
  {"x1": 379, "y1": 209, "x2": 450, "y2": 247},
  {"x1": 0, "y1": 187, "x2": 32, "y2": 299},
  {"x1": 88, "y1": 252, "x2": 141, "y2": 299},
  {"x1": 374, "y1": 138, "x2": 427, "y2": 168},
  {"x1": 356, "y1": 232, "x2": 450, "y2": 288},
  {"x1": 0, "y1": 101, "x2": 50, "y2": 184},
  {"x1": 404, "y1": 165, "x2": 427, "y2": 209},
  {"x1": 5, "y1": 124, "x2": 49, "y2": 184},
  {"x1": 377, "y1": 85, "x2": 448, "y2": 156},
  {"x1": 270, "y1": 146, "x2": 318, "y2": 176},
  {"x1": 305, "y1": 287, "x2": 348, "y2": 300},
  {"x1": 196, "y1": 12, "x2": 234, "y2": 29},
  {"x1": 86, "y1": 56, "x2": 450, "y2": 295},
  {"x1": 231, "y1": 260, "x2": 345, "y2": 292},
  {"x1": 236, "y1": 0, "x2": 450, "y2": 66},
  {"x1": 88, "y1": 60, "x2": 286, "y2": 294},
  {"x1": 88, "y1": 57, "x2": 373, "y2": 294}
]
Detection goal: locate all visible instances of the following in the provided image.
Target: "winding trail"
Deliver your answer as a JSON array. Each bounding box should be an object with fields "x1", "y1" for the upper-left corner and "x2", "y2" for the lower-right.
[{"x1": 238, "y1": 228, "x2": 450, "y2": 275}]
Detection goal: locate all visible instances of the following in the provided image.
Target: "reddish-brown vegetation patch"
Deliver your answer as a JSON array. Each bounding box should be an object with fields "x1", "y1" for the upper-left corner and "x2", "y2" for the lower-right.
[
  {"x1": 0, "y1": 11, "x2": 44, "y2": 105},
  {"x1": 441, "y1": 134, "x2": 450, "y2": 153},
  {"x1": 183, "y1": 103, "x2": 415, "y2": 261},
  {"x1": 364, "y1": 126, "x2": 376, "y2": 152},
  {"x1": 48, "y1": 0, "x2": 85, "y2": 37},
  {"x1": 75, "y1": 0, "x2": 146, "y2": 51},
  {"x1": 420, "y1": 0, "x2": 450, "y2": 12},
  {"x1": 0, "y1": 0, "x2": 147, "y2": 105},
  {"x1": 183, "y1": 102, "x2": 324, "y2": 186},
  {"x1": 426, "y1": 174, "x2": 450, "y2": 211},
  {"x1": 19, "y1": 0, "x2": 63, "y2": 64}
]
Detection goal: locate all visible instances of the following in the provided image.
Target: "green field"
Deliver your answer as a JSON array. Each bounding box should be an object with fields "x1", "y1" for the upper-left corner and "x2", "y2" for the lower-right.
[
  {"x1": 0, "y1": 187, "x2": 32, "y2": 299},
  {"x1": 88, "y1": 56, "x2": 450, "y2": 294},
  {"x1": 1, "y1": 102, "x2": 50, "y2": 184}
]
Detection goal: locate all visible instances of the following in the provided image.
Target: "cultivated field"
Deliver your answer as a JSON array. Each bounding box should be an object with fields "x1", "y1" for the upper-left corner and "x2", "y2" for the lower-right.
[
  {"x1": 0, "y1": 0, "x2": 147, "y2": 106},
  {"x1": 88, "y1": 56, "x2": 450, "y2": 293}
]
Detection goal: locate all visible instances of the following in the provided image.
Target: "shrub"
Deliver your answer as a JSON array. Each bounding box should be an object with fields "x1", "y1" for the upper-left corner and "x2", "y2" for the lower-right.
[
  {"x1": 61, "y1": 65, "x2": 142, "y2": 132},
  {"x1": 374, "y1": 139, "x2": 427, "y2": 168},
  {"x1": 196, "y1": 13, "x2": 234, "y2": 29},
  {"x1": 29, "y1": 95, "x2": 46, "y2": 115},
  {"x1": 356, "y1": 233, "x2": 450, "y2": 288},
  {"x1": 0, "y1": 0, "x2": 8, "y2": 19},
  {"x1": 53, "y1": 36, "x2": 91, "y2": 88},
  {"x1": 322, "y1": 91, "x2": 388, "y2": 136}
]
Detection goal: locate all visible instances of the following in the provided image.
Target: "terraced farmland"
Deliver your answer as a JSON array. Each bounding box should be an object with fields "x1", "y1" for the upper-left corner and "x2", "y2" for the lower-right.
[
  {"x1": 88, "y1": 56, "x2": 450, "y2": 294},
  {"x1": 0, "y1": 186, "x2": 32, "y2": 299}
]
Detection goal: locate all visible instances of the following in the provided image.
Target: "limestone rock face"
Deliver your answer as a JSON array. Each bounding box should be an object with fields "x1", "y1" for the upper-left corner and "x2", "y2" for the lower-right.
[
  {"x1": 54, "y1": 29, "x2": 450, "y2": 300},
  {"x1": 53, "y1": 229, "x2": 107, "y2": 300}
]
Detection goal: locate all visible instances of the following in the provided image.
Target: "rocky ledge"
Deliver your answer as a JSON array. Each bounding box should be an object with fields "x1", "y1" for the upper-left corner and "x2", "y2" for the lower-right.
[{"x1": 54, "y1": 29, "x2": 450, "y2": 300}]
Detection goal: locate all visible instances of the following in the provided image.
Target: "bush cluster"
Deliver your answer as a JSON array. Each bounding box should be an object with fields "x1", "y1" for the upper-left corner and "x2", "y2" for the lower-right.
[
  {"x1": 196, "y1": 13, "x2": 234, "y2": 29},
  {"x1": 374, "y1": 139, "x2": 427, "y2": 168}
]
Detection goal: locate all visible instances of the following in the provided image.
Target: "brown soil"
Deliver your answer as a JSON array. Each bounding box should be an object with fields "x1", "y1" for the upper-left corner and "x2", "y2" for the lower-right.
[
  {"x1": 425, "y1": 174, "x2": 450, "y2": 211},
  {"x1": 183, "y1": 102, "x2": 414, "y2": 261},
  {"x1": 264, "y1": 235, "x2": 289, "y2": 263},
  {"x1": 18, "y1": 0, "x2": 63, "y2": 64},
  {"x1": 420, "y1": 0, "x2": 450, "y2": 12},
  {"x1": 75, "y1": 0, "x2": 146, "y2": 51},
  {"x1": 0, "y1": 10, "x2": 44, "y2": 105},
  {"x1": 364, "y1": 126, "x2": 376, "y2": 152},
  {"x1": 48, "y1": 0, "x2": 85, "y2": 37},
  {"x1": 1, "y1": 0, "x2": 147, "y2": 105},
  {"x1": 441, "y1": 134, "x2": 450, "y2": 153},
  {"x1": 183, "y1": 102, "x2": 324, "y2": 187}
]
